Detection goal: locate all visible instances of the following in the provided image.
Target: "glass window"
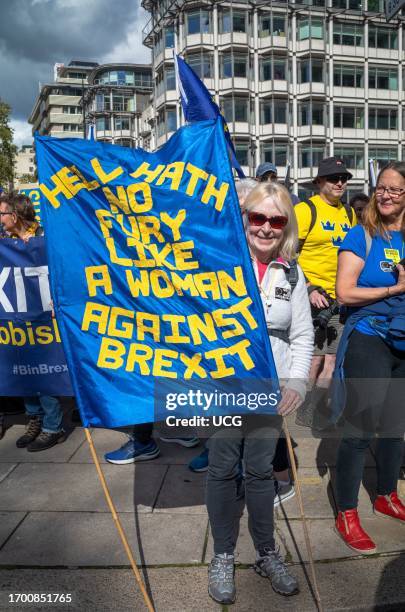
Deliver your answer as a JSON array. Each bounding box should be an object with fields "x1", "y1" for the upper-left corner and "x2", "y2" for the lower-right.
[
  {"x1": 300, "y1": 146, "x2": 325, "y2": 168},
  {"x1": 368, "y1": 148, "x2": 397, "y2": 168},
  {"x1": 369, "y1": 107, "x2": 398, "y2": 130},
  {"x1": 188, "y1": 53, "x2": 213, "y2": 78},
  {"x1": 233, "y1": 11, "x2": 246, "y2": 33},
  {"x1": 259, "y1": 14, "x2": 286, "y2": 38},
  {"x1": 274, "y1": 59, "x2": 286, "y2": 80},
  {"x1": 125, "y1": 72, "x2": 135, "y2": 85},
  {"x1": 115, "y1": 117, "x2": 130, "y2": 131},
  {"x1": 274, "y1": 100, "x2": 286, "y2": 123},
  {"x1": 96, "y1": 117, "x2": 110, "y2": 131},
  {"x1": 166, "y1": 67, "x2": 176, "y2": 90},
  {"x1": 167, "y1": 109, "x2": 177, "y2": 132},
  {"x1": 260, "y1": 101, "x2": 272, "y2": 124},
  {"x1": 165, "y1": 27, "x2": 175, "y2": 48},
  {"x1": 298, "y1": 17, "x2": 323, "y2": 40},
  {"x1": 187, "y1": 10, "x2": 210, "y2": 35},
  {"x1": 273, "y1": 16, "x2": 286, "y2": 37},
  {"x1": 221, "y1": 97, "x2": 248, "y2": 123},
  {"x1": 261, "y1": 141, "x2": 288, "y2": 167},
  {"x1": 369, "y1": 67, "x2": 398, "y2": 90},
  {"x1": 333, "y1": 22, "x2": 363, "y2": 46},
  {"x1": 299, "y1": 59, "x2": 323, "y2": 83},
  {"x1": 333, "y1": 64, "x2": 364, "y2": 88},
  {"x1": 369, "y1": 26, "x2": 397, "y2": 50},
  {"x1": 235, "y1": 98, "x2": 247, "y2": 122},
  {"x1": 222, "y1": 98, "x2": 233, "y2": 123},
  {"x1": 260, "y1": 57, "x2": 272, "y2": 81},
  {"x1": 235, "y1": 142, "x2": 249, "y2": 166},
  {"x1": 334, "y1": 106, "x2": 364, "y2": 129},
  {"x1": 333, "y1": 147, "x2": 364, "y2": 170},
  {"x1": 221, "y1": 54, "x2": 247, "y2": 78},
  {"x1": 299, "y1": 102, "x2": 325, "y2": 126}
]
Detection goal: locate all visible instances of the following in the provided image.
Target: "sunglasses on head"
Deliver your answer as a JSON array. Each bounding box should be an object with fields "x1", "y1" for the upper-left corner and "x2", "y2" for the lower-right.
[
  {"x1": 247, "y1": 212, "x2": 288, "y2": 229},
  {"x1": 325, "y1": 174, "x2": 348, "y2": 184}
]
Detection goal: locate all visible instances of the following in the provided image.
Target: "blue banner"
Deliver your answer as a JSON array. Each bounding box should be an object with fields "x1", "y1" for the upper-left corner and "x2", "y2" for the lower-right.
[
  {"x1": 0, "y1": 237, "x2": 72, "y2": 396},
  {"x1": 20, "y1": 187, "x2": 43, "y2": 223},
  {"x1": 35, "y1": 118, "x2": 279, "y2": 428}
]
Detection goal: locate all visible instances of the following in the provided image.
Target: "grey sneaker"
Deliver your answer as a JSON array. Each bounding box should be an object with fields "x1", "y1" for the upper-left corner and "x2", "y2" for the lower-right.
[
  {"x1": 274, "y1": 482, "x2": 296, "y2": 508},
  {"x1": 254, "y1": 547, "x2": 299, "y2": 596},
  {"x1": 208, "y1": 553, "x2": 236, "y2": 604}
]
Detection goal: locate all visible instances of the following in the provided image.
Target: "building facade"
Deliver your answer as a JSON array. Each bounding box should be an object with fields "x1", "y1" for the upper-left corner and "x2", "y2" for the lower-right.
[
  {"x1": 13, "y1": 145, "x2": 36, "y2": 187},
  {"x1": 29, "y1": 60, "x2": 99, "y2": 138},
  {"x1": 82, "y1": 63, "x2": 153, "y2": 148},
  {"x1": 141, "y1": 0, "x2": 405, "y2": 198}
]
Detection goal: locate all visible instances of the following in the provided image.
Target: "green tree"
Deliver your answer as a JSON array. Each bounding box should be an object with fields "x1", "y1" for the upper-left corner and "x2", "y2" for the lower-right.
[
  {"x1": 18, "y1": 173, "x2": 37, "y2": 184},
  {"x1": 0, "y1": 99, "x2": 17, "y2": 189}
]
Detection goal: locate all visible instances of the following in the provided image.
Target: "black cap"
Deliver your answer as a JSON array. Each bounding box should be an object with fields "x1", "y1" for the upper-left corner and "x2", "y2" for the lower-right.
[{"x1": 315, "y1": 157, "x2": 353, "y2": 181}]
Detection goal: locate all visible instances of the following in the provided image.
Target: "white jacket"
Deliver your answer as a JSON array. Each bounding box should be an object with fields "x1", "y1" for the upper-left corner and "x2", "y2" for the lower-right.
[{"x1": 252, "y1": 258, "x2": 314, "y2": 400}]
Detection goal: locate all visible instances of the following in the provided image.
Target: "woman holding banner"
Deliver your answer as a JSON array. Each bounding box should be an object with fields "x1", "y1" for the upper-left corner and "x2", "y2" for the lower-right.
[
  {"x1": 207, "y1": 182, "x2": 313, "y2": 605},
  {"x1": 0, "y1": 192, "x2": 66, "y2": 452}
]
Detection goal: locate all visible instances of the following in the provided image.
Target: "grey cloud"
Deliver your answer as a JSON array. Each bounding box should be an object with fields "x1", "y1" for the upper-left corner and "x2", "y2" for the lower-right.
[{"x1": 0, "y1": 0, "x2": 149, "y2": 123}]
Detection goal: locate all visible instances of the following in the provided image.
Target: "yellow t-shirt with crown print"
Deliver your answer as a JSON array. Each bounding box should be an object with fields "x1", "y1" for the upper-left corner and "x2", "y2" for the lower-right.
[{"x1": 295, "y1": 195, "x2": 357, "y2": 298}]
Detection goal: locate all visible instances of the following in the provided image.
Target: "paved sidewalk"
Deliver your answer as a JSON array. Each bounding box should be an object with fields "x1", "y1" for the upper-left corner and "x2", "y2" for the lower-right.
[{"x1": 0, "y1": 409, "x2": 404, "y2": 611}]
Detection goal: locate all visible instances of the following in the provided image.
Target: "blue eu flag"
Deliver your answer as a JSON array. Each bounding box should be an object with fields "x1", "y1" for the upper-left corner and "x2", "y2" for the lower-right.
[{"x1": 174, "y1": 54, "x2": 245, "y2": 178}]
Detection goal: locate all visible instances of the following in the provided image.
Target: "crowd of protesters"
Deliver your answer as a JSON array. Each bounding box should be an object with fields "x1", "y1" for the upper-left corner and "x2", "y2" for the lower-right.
[{"x1": 1, "y1": 154, "x2": 404, "y2": 604}]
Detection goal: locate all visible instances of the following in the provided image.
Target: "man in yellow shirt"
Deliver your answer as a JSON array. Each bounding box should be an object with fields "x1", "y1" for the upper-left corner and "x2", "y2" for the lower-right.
[{"x1": 295, "y1": 157, "x2": 356, "y2": 427}]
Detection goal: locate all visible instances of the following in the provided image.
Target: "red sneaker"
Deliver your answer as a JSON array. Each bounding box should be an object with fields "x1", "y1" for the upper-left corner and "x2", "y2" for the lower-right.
[
  {"x1": 335, "y1": 509, "x2": 377, "y2": 554},
  {"x1": 374, "y1": 492, "x2": 405, "y2": 523}
]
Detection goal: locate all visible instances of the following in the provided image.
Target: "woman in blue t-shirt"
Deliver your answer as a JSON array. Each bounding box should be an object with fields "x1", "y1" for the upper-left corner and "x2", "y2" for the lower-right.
[{"x1": 334, "y1": 162, "x2": 405, "y2": 554}]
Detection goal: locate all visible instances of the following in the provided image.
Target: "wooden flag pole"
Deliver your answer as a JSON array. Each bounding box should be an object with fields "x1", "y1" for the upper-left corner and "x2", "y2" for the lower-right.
[
  {"x1": 84, "y1": 428, "x2": 154, "y2": 612},
  {"x1": 283, "y1": 419, "x2": 323, "y2": 612}
]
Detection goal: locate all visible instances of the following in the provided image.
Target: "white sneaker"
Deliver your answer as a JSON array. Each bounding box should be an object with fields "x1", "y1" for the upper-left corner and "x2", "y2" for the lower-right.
[{"x1": 274, "y1": 482, "x2": 296, "y2": 508}]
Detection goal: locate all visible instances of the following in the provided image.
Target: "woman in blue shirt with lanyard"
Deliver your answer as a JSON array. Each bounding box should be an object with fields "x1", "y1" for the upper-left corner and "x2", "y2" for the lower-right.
[{"x1": 335, "y1": 162, "x2": 405, "y2": 554}]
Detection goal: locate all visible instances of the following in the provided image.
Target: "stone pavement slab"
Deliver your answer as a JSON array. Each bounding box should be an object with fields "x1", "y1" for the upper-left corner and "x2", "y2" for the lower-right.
[
  {"x1": 0, "y1": 512, "x2": 208, "y2": 567},
  {"x1": 0, "y1": 426, "x2": 86, "y2": 464},
  {"x1": 277, "y1": 516, "x2": 405, "y2": 563},
  {"x1": 276, "y1": 468, "x2": 336, "y2": 520},
  {"x1": 289, "y1": 435, "x2": 375, "y2": 471},
  {"x1": 1, "y1": 555, "x2": 405, "y2": 612},
  {"x1": 154, "y1": 465, "x2": 207, "y2": 514},
  {"x1": 0, "y1": 464, "x2": 17, "y2": 484},
  {"x1": 0, "y1": 463, "x2": 167, "y2": 513},
  {"x1": 0, "y1": 512, "x2": 26, "y2": 548}
]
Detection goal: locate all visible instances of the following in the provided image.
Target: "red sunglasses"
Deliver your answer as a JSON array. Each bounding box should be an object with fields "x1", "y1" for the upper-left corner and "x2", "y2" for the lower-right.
[{"x1": 247, "y1": 212, "x2": 288, "y2": 229}]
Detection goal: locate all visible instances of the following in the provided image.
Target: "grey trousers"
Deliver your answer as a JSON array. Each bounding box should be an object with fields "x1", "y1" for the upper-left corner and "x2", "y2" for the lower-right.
[{"x1": 206, "y1": 415, "x2": 282, "y2": 555}]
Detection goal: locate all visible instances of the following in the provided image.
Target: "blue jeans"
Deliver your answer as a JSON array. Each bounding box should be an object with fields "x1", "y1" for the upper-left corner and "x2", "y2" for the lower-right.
[{"x1": 24, "y1": 395, "x2": 63, "y2": 433}]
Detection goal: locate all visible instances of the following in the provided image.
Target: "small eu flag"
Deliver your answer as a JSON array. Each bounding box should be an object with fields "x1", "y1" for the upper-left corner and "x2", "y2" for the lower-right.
[{"x1": 174, "y1": 54, "x2": 245, "y2": 178}]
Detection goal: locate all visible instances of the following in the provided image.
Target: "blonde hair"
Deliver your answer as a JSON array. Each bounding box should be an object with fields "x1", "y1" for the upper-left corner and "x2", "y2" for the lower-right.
[
  {"x1": 363, "y1": 162, "x2": 405, "y2": 240},
  {"x1": 242, "y1": 182, "x2": 298, "y2": 260}
]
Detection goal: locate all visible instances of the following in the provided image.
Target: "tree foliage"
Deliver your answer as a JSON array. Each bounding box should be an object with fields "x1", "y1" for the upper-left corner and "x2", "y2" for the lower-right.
[
  {"x1": 0, "y1": 99, "x2": 17, "y2": 188},
  {"x1": 18, "y1": 173, "x2": 37, "y2": 184}
]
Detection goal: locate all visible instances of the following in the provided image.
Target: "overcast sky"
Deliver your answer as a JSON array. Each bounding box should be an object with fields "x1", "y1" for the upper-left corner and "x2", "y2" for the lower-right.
[{"x1": 0, "y1": 0, "x2": 151, "y2": 147}]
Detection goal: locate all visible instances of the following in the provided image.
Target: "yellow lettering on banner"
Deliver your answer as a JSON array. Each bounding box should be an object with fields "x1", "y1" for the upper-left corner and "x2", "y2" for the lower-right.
[
  {"x1": 162, "y1": 314, "x2": 190, "y2": 343},
  {"x1": 201, "y1": 174, "x2": 229, "y2": 212},
  {"x1": 107, "y1": 307, "x2": 134, "y2": 339},
  {"x1": 171, "y1": 272, "x2": 199, "y2": 297},
  {"x1": 82, "y1": 302, "x2": 109, "y2": 334},
  {"x1": 205, "y1": 347, "x2": 235, "y2": 378},
  {"x1": 137, "y1": 216, "x2": 165, "y2": 244},
  {"x1": 153, "y1": 349, "x2": 178, "y2": 378},
  {"x1": 188, "y1": 313, "x2": 217, "y2": 345},
  {"x1": 212, "y1": 307, "x2": 245, "y2": 339},
  {"x1": 180, "y1": 353, "x2": 207, "y2": 379},
  {"x1": 136, "y1": 312, "x2": 160, "y2": 341},
  {"x1": 232, "y1": 297, "x2": 258, "y2": 330},
  {"x1": 95, "y1": 209, "x2": 114, "y2": 238},
  {"x1": 127, "y1": 182, "x2": 153, "y2": 214},
  {"x1": 217, "y1": 267, "x2": 248, "y2": 298},
  {"x1": 130, "y1": 162, "x2": 165, "y2": 183},
  {"x1": 106, "y1": 237, "x2": 133, "y2": 267},
  {"x1": 172, "y1": 240, "x2": 199, "y2": 270},
  {"x1": 126, "y1": 269, "x2": 150, "y2": 297},
  {"x1": 70, "y1": 165, "x2": 100, "y2": 191},
  {"x1": 229, "y1": 339, "x2": 255, "y2": 370},
  {"x1": 150, "y1": 270, "x2": 175, "y2": 298},
  {"x1": 161, "y1": 210, "x2": 186, "y2": 241},
  {"x1": 57, "y1": 166, "x2": 87, "y2": 196},
  {"x1": 98, "y1": 337, "x2": 125, "y2": 369},
  {"x1": 115, "y1": 214, "x2": 140, "y2": 239},
  {"x1": 126, "y1": 343, "x2": 153, "y2": 374},
  {"x1": 129, "y1": 240, "x2": 156, "y2": 268},
  {"x1": 53, "y1": 318, "x2": 61, "y2": 342},
  {"x1": 102, "y1": 186, "x2": 130, "y2": 214},
  {"x1": 85, "y1": 265, "x2": 113, "y2": 297},
  {"x1": 36, "y1": 326, "x2": 54, "y2": 345},
  {"x1": 155, "y1": 162, "x2": 185, "y2": 191},
  {"x1": 90, "y1": 158, "x2": 124, "y2": 184},
  {"x1": 194, "y1": 272, "x2": 220, "y2": 299},
  {"x1": 185, "y1": 163, "x2": 208, "y2": 197},
  {"x1": 40, "y1": 171, "x2": 75, "y2": 209}
]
